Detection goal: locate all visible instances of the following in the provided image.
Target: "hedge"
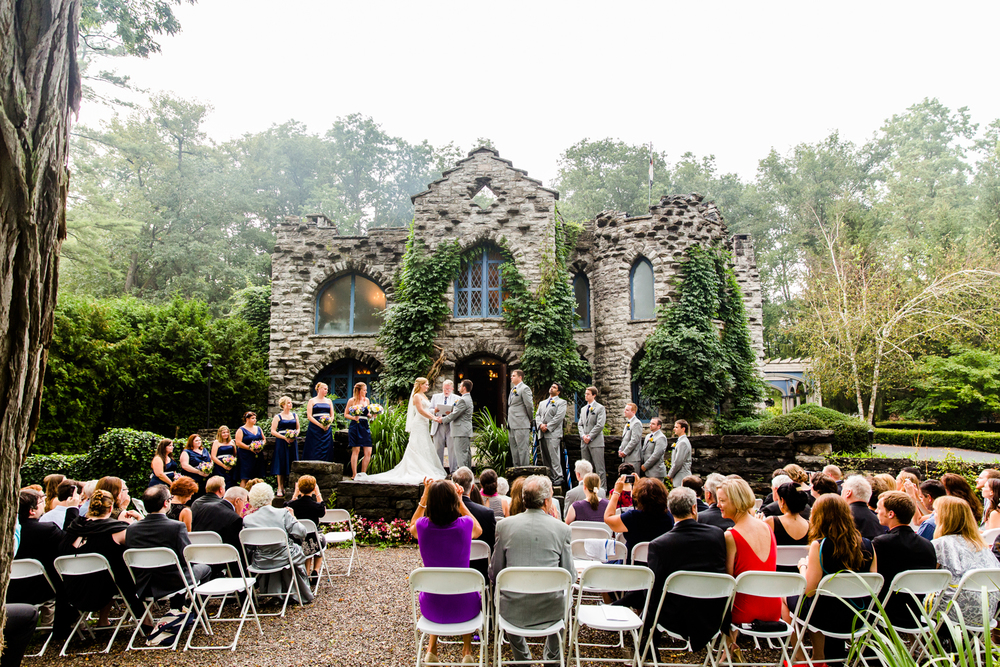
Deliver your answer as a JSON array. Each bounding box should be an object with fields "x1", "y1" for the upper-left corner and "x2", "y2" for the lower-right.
[
  {"x1": 873, "y1": 428, "x2": 1000, "y2": 455},
  {"x1": 758, "y1": 413, "x2": 825, "y2": 436},
  {"x1": 874, "y1": 421, "x2": 1000, "y2": 433},
  {"x1": 714, "y1": 418, "x2": 764, "y2": 436},
  {"x1": 791, "y1": 404, "x2": 872, "y2": 455}
]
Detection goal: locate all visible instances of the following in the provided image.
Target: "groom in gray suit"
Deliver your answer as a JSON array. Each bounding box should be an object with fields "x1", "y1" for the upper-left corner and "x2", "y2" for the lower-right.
[
  {"x1": 507, "y1": 370, "x2": 534, "y2": 467},
  {"x1": 577, "y1": 386, "x2": 607, "y2": 488},
  {"x1": 534, "y1": 383, "x2": 567, "y2": 487},
  {"x1": 440, "y1": 379, "x2": 474, "y2": 471}
]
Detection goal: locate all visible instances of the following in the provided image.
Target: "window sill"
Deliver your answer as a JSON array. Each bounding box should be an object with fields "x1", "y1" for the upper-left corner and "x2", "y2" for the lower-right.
[
  {"x1": 312, "y1": 332, "x2": 379, "y2": 338},
  {"x1": 629, "y1": 318, "x2": 657, "y2": 324},
  {"x1": 574, "y1": 327, "x2": 593, "y2": 333},
  {"x1": 451, "y1": 317, "x2": 506, "y2": 322}
]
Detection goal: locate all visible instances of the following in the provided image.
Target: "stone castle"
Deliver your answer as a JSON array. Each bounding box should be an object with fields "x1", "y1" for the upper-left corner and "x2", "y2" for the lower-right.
[{"x1": 268, "y1": 148, "x2": 763, "y2": 431}]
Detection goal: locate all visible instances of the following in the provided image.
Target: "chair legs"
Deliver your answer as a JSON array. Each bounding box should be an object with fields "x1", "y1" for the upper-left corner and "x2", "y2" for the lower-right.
[{"x1": 184, "y1": 588, "x2": 262, "y2": 651}]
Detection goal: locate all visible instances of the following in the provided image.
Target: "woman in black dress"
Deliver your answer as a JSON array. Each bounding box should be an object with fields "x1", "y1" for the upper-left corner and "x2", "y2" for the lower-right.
[
  {"x1": 148, "y1": 438, "x2": 178, "y2": 487},
  {"x1": 270, "y1": 396, "x2": 300, "y2": 497},
  {"x1": 235, "y1": 412, "x2": 265, "y2": 488},
  {"x1": 167, "y1": 476, "x2": 197, "y2": 531},
  {"x1": 304, "y1": 383, "x2": 335, "y2": 461},
  {"x1": 179, "y1": 434, "x2": 212, "y2": 495},
  {"x1": 765, "y1": 482, "x2": 810, "y2": 545},
  {"x1": 286, "y1": 474, "x2": 326, "y2": 583},
  {"x1": 345, "y1": 382, "x2": 372, "y2": 479}
]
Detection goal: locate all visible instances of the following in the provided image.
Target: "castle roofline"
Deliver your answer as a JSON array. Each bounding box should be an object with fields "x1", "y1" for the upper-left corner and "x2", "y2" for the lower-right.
[{"x1": 410, "y1": 146, "x2": 560, "y2": 203}]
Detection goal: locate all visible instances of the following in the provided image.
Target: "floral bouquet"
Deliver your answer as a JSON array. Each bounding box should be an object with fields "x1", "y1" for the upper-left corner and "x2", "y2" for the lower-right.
[
  {"x1": 219, "y1": 455, "x2": 237, "y2": 469},
  {"x1": 196, "y1": 460, "x2": 214, "y2": 475},
  {"x1": 347, "y1": 405, "x2": 367, "y2": 418},
  {"x1": 249, "y1": 441, "x2": 264, "y2": 454},
  {"x1": 279, "y1": 429, "x2": 298, "y2": 440},
  {"x1": 366, "y1": 404, "x2": 384, "y2": 417},
  {"x1": 317, "y1": 415, "x2": 334, "y2": 429}
]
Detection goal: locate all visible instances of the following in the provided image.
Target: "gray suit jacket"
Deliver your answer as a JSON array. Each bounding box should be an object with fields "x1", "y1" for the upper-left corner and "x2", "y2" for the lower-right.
[
  {"x1": 641, "y1": 430, "x2": 669, "y2": 479},
  {"x1": 577, "y1": 401, "x2": 606, "y2": 449},
  {"x1": 441, "y1": 392, "x2": 474, "y2": 437},
  {"x1": 507, "y1": 382, "x2": 534, "y2": 430},
  {"x1": 669, "y1": 434, "x2": 692, "y2": 486},
  {"x1": 534, "y1": 396, "x2": 567, "y2": 439},
  {"x1": 618, "y1": 416, "x2": 643, "y2": 465},
  {"x1": 429, "y1": 392, "x2": 455, "y2": 437},
  {"x1": 489, "y1": 508, "x2": 574, "y2": 628}
]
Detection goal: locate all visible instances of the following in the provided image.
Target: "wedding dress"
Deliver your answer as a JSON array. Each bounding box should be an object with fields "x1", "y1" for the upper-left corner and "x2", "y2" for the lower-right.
[{"x1": 359, "y1": 392, "x2": 446, "y2": 484}]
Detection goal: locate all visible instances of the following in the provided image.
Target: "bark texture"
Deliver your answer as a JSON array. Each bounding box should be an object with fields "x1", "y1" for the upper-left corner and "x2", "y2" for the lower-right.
[{"x1": 0, "y1": 0, "x2": 81, "y2": 649}]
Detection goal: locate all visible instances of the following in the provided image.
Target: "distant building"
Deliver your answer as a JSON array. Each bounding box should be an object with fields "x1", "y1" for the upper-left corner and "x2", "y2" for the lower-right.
[{"x1": 762, "y1": 357, "x2": 822, "y2": 413}]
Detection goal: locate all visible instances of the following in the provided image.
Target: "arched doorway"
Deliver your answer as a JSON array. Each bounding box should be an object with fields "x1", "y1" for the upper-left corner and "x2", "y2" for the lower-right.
[
  {"x1": 312, "y1": 359, "x2": 381, "y2": 414},
  {"x1": 455, "y1": 355, "x2": 507, "y2": 424}
]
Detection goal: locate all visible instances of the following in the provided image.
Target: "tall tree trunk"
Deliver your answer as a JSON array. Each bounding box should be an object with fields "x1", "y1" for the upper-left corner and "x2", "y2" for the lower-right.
[{"x1": 0, "y1": 0, "x2": 81, "y2": 650}]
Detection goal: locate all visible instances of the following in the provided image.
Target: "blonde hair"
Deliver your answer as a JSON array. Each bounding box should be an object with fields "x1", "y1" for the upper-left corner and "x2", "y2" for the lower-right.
[
  {"x1": 215, "y1": 425, "x2": 231, "y2": 443},
  {"x1": 87, "y1": 490, "x2": 116, "y2": 518},
  {"x1": 718, "y1": 478, "x2": 756, "y2": 516},
  {"x1": 413, "y1": 377, "x2": 428, "y2": 393},
  {"x1": 278, "y1": 396, "x2": 292, "y2": 409},
  {"x1": 352, "y1": 383, "x2": 366, "y2": 400},
  {"x1": 315, "y1": 382, "x2": 328, "y2": 393},
  {"x1": 934, "y1": 496, "x2": 987, "y2": 550}
]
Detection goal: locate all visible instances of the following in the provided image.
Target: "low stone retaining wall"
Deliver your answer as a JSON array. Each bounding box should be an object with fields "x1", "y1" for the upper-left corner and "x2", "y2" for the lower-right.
[{"x1": 335, "y1": 480, "x2": 421, "y2": 520}]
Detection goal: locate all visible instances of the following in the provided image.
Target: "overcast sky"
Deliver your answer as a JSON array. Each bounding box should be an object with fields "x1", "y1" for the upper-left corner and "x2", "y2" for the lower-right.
[{"x1": 79, "y1": 0, "x2": 1000, "y2": 188}]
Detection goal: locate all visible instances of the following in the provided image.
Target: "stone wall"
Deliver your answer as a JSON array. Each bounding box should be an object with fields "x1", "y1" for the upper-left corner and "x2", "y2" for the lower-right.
[{"x1": 335, "y1": 480, "x2": 421, "y2": 521}]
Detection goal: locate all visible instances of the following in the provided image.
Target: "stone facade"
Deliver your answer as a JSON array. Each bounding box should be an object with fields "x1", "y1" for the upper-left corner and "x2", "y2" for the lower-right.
[{"x1": 269, "y1": 148, "x2": 763, "y2": 430}]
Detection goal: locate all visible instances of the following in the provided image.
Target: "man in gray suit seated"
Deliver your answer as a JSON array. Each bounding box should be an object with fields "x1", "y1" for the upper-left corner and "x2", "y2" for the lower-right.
[
  {"x1": 534, "y1": 382, "x2": 567, "y2": 487},
  {"x1": 490, "y1": 475, "x2": 573, "y2": 666},
  {"x1": 440, "y1": 379, "x2": 474, "y2": 470},
  {"x1": 507, "y1": 370, "x2": 534, "y2": 467},
  {"x1": 618, "y1": 402, "x2": 643, "y2": 470},
  {"x1": 577, "y1": 386, "x2": 607, "y2": 488},
  {"x1": 563, "y1": 460, "x2": 606, "y2": 518},
  {"x1": 639, "y1": 417, "x2": 669, "y2": 482}
]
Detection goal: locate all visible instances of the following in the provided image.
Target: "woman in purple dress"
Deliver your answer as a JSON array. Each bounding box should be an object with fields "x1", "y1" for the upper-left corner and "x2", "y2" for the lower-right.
[{"x1": 408, "y1": 477, "x2": 483, "y2": 665}]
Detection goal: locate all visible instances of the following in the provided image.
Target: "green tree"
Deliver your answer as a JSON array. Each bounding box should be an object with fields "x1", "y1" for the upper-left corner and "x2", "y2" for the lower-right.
[{"x1": 893, "y1": 346, "x2": 1000, "y2": 430}]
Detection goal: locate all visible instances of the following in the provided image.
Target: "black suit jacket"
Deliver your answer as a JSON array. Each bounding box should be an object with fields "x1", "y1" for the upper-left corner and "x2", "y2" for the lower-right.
[
  {"x1": 125, "y1": 513, "x2": 192, "y2": 598},
  {"x1": 191, "y1": 494, "x2": 244, "y2": 554},
  {"x1": 871, "y1": 525, "x2": 938, "y2": 624},
  {"x1": 850, "y1": 501, "x2": 886, "y2": 541},
  {"x1": 697, "y1": 504, "x2": 734, "y2": 530},
  {"x1": 16, "y1": 519, "x2": 64, "y2": 576},
  {"x1": 645, "y1": 519, "x2": 727, "y2": 650}
]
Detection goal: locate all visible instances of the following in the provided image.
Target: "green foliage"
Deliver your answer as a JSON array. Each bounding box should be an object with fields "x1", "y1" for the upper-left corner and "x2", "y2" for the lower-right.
[
  {"x1": 20, "y1": 454, "x2": 88, "y2": 487},
  {"x1": 21, "y1": 428, "x2": 163, "y2": 492},
  {"x1": 376, "y1": 226, "x2": 461, "y2": 400},
  {"x1": 36, "y1": 294, "x2": 268, "y2": 455},
  {"x1": 713, "y1": 417, "x2": 763, "y2": 435},
  {"x1": 232, "y1": 283, "x2": 272, "y2": 360},
  {"x1": 635, "y1": 245, "x2": 761, "y2": 421},
  {"x1": 501, "y1": 211, "x2": 591, "y2": 396},
  {"x1": 891, "y1": 345, "x2": 1000, "y2": 430},
  {"x1": 472, "y1": 410, "x2": 510, "y2": 473},
  {"x1": 874, "y1": 428, "x2": 1000, "y2": 454},
  {"x1": 790, "y1": 404, "x2": 872, "y2": 454},
  {"x1": 757, "y1": 412, "x2": 825, "y2": 436},
  {"x1": 874, "y1": 420, "x2": 1000, "y2": 432},
  {"x1": 367, "y1": 404, "x2": 408, "y2": 475}
]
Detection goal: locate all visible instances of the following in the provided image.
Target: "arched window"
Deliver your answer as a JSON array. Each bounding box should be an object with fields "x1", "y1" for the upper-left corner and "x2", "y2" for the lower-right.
[
  {"x1": 630, "y1": 351, "x2": 657, "y2": 423},
  {"x1": 455, "y1": 247, "x2": 505, "y2": 318},
  {"x1": 573, "y1": 274, "x2": 591, "y2": 329},
  {"x1": 313, "y1": 359, "x2": 380, "y2": 412},
  {"x1": 316, "y1": 274, "x2": 385, "y2": 335},
  {"x1": 630, "y1": 258, "x2": 655, "y2": 320}
]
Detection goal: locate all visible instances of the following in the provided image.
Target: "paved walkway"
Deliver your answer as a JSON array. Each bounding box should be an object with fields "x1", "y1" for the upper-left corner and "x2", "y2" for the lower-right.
[{"x1": 873, "y1": 444, "x2": 1000, "y2": 463}]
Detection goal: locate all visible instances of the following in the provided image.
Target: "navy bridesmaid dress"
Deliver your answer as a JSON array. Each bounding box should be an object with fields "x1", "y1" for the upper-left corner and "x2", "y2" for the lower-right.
[
  {"x1": 303, "y1": 400, "x2": 335, "y2": 461},
  {"x1": 214, "y1": 441, "x2": 239, "y2": 488},
  {"x1": 181, "y1": 447, "x2": 211, "y2": 494},
  {"x1": 238, "y1": 425, "x2": 265, "y2": 482},
  {"x1": 271, "y1": 413, "x2": 300, "y2": 476}
]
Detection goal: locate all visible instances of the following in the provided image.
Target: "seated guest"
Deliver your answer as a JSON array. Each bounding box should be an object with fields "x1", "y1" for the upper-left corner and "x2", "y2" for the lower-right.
[
  {"x1": 565, "y1": 473, "x2": 609, "y2": 524},
  {"x1": 286, "y1": 474, "x2": 326, "y2": 583},
  {"x1": 490, "y1": 475, "x2": 572, "y2": 666},
  {"x1": 759, "y1": 475, "x2": 796, "y2": 518},
  {"x1": 564, "y1": 460, "x2": 605, "y2": 518},
  {"x1": 941, "y1": 473, "x2": 983, "y2": 524},
  {"x1": 507, "y1": 477, "x2": 526, "y2": 517},
  {"x1": 787, "y1": 494, "x2": 876, "y2": 663},
  {"x1": 479, "y1": 469, "x2": 510, "y2": 520},
  {"x1": 764, "y1": 482, "x2": 810, "y2": 547},
  {"x1": 682, "y1": 475, "x2": 709, "y2": 513},
  {"x1": 981, "y1": 478, "x2": 1000, "y2": 530},
  {"x1": 94, "y1": 476, "x2": 140, "y2": 522},
  {"x1": 409, "y1": 477, "x2": 483, "y2": 664},
  {"x1": 167, "y1": 476, "x2": 198, "y2": 531},
  {"x1": 977, "y1": 468, "x2": 1000, "y2": 518},
  {"x1": 604, "y1": 476, "x2": 674, "y2": 562},
  {"x1": 641, "y1": 487, "x2": 727, "y2": 651},
  {"x1": 841, "y1": 475, "x2": 885, "y2": 539},
  {"x1": 699, "y1": 473, "x2": 734, "y2": 530},
  {"x1": 242, "y1": 483, "x2": 314, "y2": 604},
  {"x1": 40, "y1": 479, "x2": 82, "y2": 529},
  {"x1": 872, "y1": 491, "x2": 937, "y2": 625},
  {"x1": 125, "y1": 486, "x2": 211, "y2": 605},
  {"x1": 615, "y1": 463, "x2": 635, "y2": 509},
  {"x1": 822, "y1": 465, "x2": 844, "y2": 491},
  {"x1": 782, "y1": 464, "x2": 810, "y2": 487},
  {"x1": 61, "y1": 490, "x2": 143, "y2": 627},
  {"x1": 914, "y1": 480, "x2": 946, "y2": 539},
  {"x1": 78, "y1": 480, "x2": 97, "y2": 516},
  {"x1": 719, "y1": 478, "x2": 778, "y2": 632},
  {"x1": 895, "y1": 470, "x2": 920, "y2": 492},
  {"x1": 868, "y1": 474, "x2": 896, "y2": 511},
  {"x1": 191, "y1": 477, "x2": 246, "y2": 554},
  {"x1": 3, "y1": 604, "x2": 39, "y2": 667},
  {"x1": 453, "y1": 467, "x2": 496, "y2": 547},
  {"x1": 43, "y1": 474, "x2": 64, "y2": 513},
  {"x1": 15, "y1": 489, "x2": 70, "y2": 638},
  {"x1": 809, "y1": 473, "x2": 839, "y2": 500},
  {"x1": 932, "y1": 496, "x2": 1000, "y2": 627}
]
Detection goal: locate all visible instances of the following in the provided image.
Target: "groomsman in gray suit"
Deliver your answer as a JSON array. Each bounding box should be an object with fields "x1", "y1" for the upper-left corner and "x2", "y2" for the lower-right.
[
  {"x1": 618, "y1": 402, "x2": 643, "y2": 470},
  {"x1": 440, "y1": 380, "x2": 474, "y2": 470},
  {"x1": 577, "y1": 386, "x2": 607, "y2": 488},
  {"x1": 534, "y1": 383, "x2": 567, "y2": 486},
  {"x1": 640, "y1": 417, "x2": 669, "y2": 482},
  {"x1": 430, "y1": 379, "x2": 455, "y2": 470},
  {"x1": 669, "y1": 419, "x2": 693, "y2": 488},
  {"x1": 507, "y1": 370, "x2": 534, "y2": 467}
]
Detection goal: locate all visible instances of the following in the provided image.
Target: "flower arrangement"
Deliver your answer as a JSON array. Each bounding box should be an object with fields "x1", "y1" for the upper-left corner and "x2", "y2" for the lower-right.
[
  {"x1": 248, "y1": 440, "x2": 264, "y2": 454},
  {"x1": 347, "y1": 406, "x2": 367, "y2": 418},
  {"x1": 196, "y1": 460, "x2": 214, "y2": 475},
  {"x1": 278, "y1": 429, "x2": 299, "y2": 440},
  {"x1": 219, "y1": 455, "x2": 237, "y2": 468},
  {"x1": 317, "y1": 415, "x2": 334, "y2": 429},
  {"x1": 366, "y1": 404, "x2": 384, "y2": 416},
  {"x1": 330, "y1": 516, "x2": 414, "y2": 546}
]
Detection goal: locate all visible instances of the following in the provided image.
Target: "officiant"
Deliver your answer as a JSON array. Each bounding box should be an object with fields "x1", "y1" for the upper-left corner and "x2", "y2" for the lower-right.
[{"x1": 430, "y1": 380, "x2": 456, "y2": 472}]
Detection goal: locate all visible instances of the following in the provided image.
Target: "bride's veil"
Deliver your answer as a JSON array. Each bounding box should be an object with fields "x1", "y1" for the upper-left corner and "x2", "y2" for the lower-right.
[{"x1": 404, "y1": 386, "x2": 418, "y2": 433}]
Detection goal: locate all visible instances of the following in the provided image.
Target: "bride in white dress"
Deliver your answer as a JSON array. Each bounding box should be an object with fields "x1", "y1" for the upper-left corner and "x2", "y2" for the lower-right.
[{"x1": 359, "y1": 377, "x2": 447, "y2": 484}]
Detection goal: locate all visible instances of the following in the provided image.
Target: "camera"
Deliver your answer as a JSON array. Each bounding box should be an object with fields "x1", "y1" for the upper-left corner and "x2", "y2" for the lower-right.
[{"x1": 624, "y1": 474, "x2": 635, "y2": 484}]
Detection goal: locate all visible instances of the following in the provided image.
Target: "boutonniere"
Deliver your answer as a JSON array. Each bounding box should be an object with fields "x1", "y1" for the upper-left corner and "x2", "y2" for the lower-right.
[
  {"x1": 512, "y1": 388, "x2": 518, "y2": 396},
  {"x1": 624, "y1": 425, "x2": 630, "y2": 431}
]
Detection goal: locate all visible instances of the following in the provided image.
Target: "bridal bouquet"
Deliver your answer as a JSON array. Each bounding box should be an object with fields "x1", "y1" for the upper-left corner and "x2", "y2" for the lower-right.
[
  {"x1": 317, "y1": 415, "x2": 334, "y2": 428},
  {"x1": 196, "y1": 460, "x2": 214, "y2": 475},
  {"x1": 347, "y1": 406, "x2": 367, "y2": 418},
  {"x1": 279, "y1": 429, "x2": 299, "y2": 440},
  {"x1": 219, "y1": 455, "x2": 237, "y2": 469}
]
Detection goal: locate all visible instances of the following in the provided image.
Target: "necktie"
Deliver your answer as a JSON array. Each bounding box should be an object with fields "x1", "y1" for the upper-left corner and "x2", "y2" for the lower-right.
[
  {"x1": 444, "y1": 396, "x2": 448, "y2": 405},
  {"x1": 547, "y1": 399, "x2": 552, "y2": 408}
]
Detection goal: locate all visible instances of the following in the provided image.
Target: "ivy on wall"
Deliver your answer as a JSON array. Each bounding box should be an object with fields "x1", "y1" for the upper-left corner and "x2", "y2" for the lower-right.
[{"x1": 634, "y1": 244, "x2": 763, "y2": 421}]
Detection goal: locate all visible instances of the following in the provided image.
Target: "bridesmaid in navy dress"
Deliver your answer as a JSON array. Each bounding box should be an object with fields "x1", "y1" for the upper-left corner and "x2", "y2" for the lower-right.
[
  {"x1": 345, "y1": 382, "x2": 372, "y2": 479},
  {"x1": 178, "y1": 434, "x2": 212, "y2": 495},
  {"x1": 235, "y1": 412, "x2": 265, "y2": 488},
  {"x1": 270, "y1": 396, "x2": 300, "y2": 497},
  {"x1": 303, "y1": 382, "x2": 335, "y2": 462},
  {"x1": 148, "y1": 438, "x2": 179, "y2": 487},
  {"x1": 210, "y1": 425, "x2": 239, "y2": 489}
]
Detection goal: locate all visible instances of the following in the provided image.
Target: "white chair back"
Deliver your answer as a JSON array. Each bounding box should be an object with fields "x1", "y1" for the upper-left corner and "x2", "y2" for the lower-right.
[
  {"x1": 470, "y1": 539, "x2": 492, "y2": 561},
  {"x1": 298, "y1": 518, "x2": 320, "y2": 534},
  {"x1": 956, "y1": 567, "x2": 1000, "y2": 595},
  {"x1": 887, "y1": 569, "x2": 952, "y2": 597},
  {"x1": 734, "y1": 571, "x2": 806, "y2": 599},
  {"x1": 54, "y1": 552, "x2": 113, "y2": 577},
  {"x1": 572, "y1": 521, "x2": 612, "y2": 536},
  {"x1": 579, "y1": 563, "x2": 653, "y2": 594},
  {"x1": 571, "y1": 525, "x2": 612, "y2": 542},
  {"x1": 123, "y1": 546, "x2": 182, "y2": 572},
  {"x1": 982, "y1": 527, "x2": 1000, "y2": 545},
  {"x1": 188, "y1": 530, "x2": 223, "y2": 545},
  {"x1": 496, "y1": 567, "x2": 573, "y2": 596},
  {"x1": 630, "y1": 541, "x2": 650, "y2": 565},
  {"x1": 409, "y1": 567, "x2": 486, "y2": 596},
  {"x1": 239, "y1": 526, "x2": 288, "y2": 547},
  {"x1": 664, "y1": 571, "x2": 736, "y2": 599},
  {"x1": 817, "y1": 571, "x2": 883, "y2": 599},
  {"x1": 11, "y1": 558, "x2": 50, "y2": 581},
  {"x1": 571, "y1": 538, "x2": 627, "y2": 563},
  {"x1": 321, "y1": 508, "x2": 350, "y2": 524},
  {"x1": 9, "y1": 558, "x2": 57, "y2": 601},
  {"x1": 184, "y1": 543, "x2": 244, "y2": 568},
  {"x1": 775, "y1": 545, "x2": 810, "y2": 567}
]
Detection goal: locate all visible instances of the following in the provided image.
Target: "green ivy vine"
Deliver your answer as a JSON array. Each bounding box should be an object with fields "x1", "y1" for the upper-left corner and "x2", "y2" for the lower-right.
[{"x1": 634, "y1": 244, "x2": 763, "y2": 421}]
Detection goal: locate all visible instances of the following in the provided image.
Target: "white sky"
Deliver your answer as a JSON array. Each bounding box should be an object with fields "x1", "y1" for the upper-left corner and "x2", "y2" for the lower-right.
[{"x1": 78, "y1": 0, "x2": 1000, "y2": 188}]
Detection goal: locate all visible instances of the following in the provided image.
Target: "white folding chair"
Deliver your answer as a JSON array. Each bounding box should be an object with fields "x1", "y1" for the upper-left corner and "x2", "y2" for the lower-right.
[
  {"x1": 409, "y1": 567, "x2": 488, "y2": 666},
  {"x1": 131, "y1": 497, "x2": 147, "y2": 517},
  {"x1": 572, "y1": 539, "x2": 628, "y2": 571},
  {"x1": 981, "y1": 527, "x2": 1000, "y2": 546},
  {"x1": 572, "y1": 525, "x2": 613, "y2": 543},
  {"x1": 239, "y1": 527, "x2": 304, "y2": 618},
  {"x1": 630, "y1": 541, "x2": 651, "y2": 566},
  {"x1": 495, "y1": 567, "x2": 574, "y2": 667},
  {"x1": 188, "y1": 531, "x2": 223, "y2": 545},
  {"x1": 775, "y1": 545, "x2": 810, "y2": 568},
  {"x1": 640, "y1": 571, "x2": 736, "y2": 667},
  {"x1": 9, "y1": 559, "x2": 59, "y2": 657},
  {"x1": 789, "y1": 571, "x2": 884, "y2": 667},
  {"x1": 572, "y1": 521, "x2": 614, "y2": 537},
  {"x1": 319, "y1": 508, "x2": 356, "y2": 581},
  {"x1": 54, "y1": 553, "x2": 137, "y2": 656},
  {"x1": 571, "y1": 564, "x2": 655, "y2": 667},
  {"x1": 721, "y1": 571, "x2": 806, "y2": 667},
  {"x1": 297, "y1": 519, "x2": 326, "y2": 595},
  {"x1": 182, "y1": 544, "x2": 262, "y2": 651},
  {"x1": 942, "y1": 568, "x2": 1000, "y2": 636},
  {"x1": 879, "y1": 569, "x2": 951, "y2": 659},
  {"x1": 753, "y1": 499, "x2": 763, "y2": 511},
  {"x1": 123, "y1": 547, "x2": 198, "y2": 651}
]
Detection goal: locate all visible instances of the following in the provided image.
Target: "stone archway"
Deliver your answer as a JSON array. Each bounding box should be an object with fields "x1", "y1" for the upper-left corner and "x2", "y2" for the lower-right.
[{"x1": 455, "y1": 355, "x2": 507, "y2": 425}]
